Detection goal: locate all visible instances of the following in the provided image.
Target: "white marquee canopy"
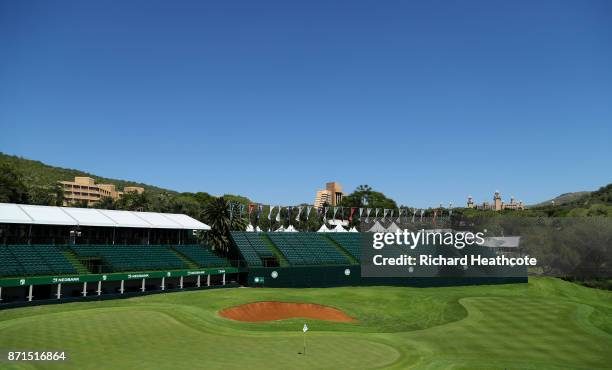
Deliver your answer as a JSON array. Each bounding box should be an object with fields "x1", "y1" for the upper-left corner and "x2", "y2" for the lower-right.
[{"x1": 0, "y1": 203, "x2": 210, "y2": 230}]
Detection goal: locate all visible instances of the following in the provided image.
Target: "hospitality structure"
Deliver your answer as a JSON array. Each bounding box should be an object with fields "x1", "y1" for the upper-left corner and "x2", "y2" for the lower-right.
[
  {"x1": 59, "y1": 177, "x2": 144, "y2": 206},
  {"x1": 314, "y1": 182, "x2": 344, "y2": 208},
  {"x1": 467, "y1": 191, "x2": 525, "y2": 211}
]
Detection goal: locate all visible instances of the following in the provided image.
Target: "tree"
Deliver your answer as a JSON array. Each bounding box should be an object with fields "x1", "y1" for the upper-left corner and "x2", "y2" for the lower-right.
[
  {"x1": 94, "y1": 196, "x2": 116, "y2": 210},
  {"x1": 114, "y1": 191, "x2": 151, "y2": 211},
  {"x1": 169, "y1": 194, "x2": 201, "y2": 219},
  {"x1": 28, "y1": 183, "x2": 65, "y2": 206},
  {"x1": 200, "y1": 197, "x2": 247, "y2": 253},
  {"x1": 0, "y1": 163, "x2": 29, "y2": 203},
  {"x1": 52, "y1": 183, "x2": 65, "y2": 206},
  {"x1": 29, "y1": 186, "x2": 56, "y2": 205},
  {"x1": 337, "y1": 186, "x2": 399, "y2": 228},
  {"x1": 340, "y1": 186, "x2": 397, "y2": 210},
  {"x1": 73, "y1": 200, "x2": 89, "y2": 208}
]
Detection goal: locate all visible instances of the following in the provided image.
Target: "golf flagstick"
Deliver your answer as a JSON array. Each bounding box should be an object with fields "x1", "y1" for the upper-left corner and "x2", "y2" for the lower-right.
[{"x1": 303, "y1": 323, "x2": 308, "y2": 354}]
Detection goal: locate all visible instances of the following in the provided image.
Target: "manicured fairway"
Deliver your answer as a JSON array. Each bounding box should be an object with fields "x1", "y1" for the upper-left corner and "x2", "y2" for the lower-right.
[{"x1": 0, "y1": 278, "x2": 610, "y2": 369}]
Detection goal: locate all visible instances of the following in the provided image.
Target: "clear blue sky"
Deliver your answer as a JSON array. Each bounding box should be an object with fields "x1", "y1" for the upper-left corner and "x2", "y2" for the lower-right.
[{"x1": 1, "y1": 0, "x2": 611, "y2": 208}]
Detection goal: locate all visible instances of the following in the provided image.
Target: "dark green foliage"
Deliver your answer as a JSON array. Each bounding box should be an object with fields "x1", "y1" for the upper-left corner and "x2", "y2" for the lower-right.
[
  {"x1": 200, "y1": 197, "x2": 247, "y2": 253},
  {"x1": 113, "y1": 191, "x2": 151, "y2": 211},
  {"x1": 0, "y1": 152, "x2": 171, "y2": 197},
  {"x1": 340, "y1": 184, "x2": 398, "y2": 210},
  {"x1": 0, "y1": 163, "x2": 29, "y2": 203},
  {"x1": 339, "y1": 184, "x2": 400, "y2": 227},
  {"x1": 0, "y1": 152, "x2": 254, "y2": 226}
]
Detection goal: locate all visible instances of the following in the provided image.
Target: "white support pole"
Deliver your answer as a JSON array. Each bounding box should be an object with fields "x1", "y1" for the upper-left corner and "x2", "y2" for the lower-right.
[
  {"x1": 222, "y1": 273, "x2": 226, "y2": 286},
  {"x1": 82, "y1": 282, "x2": 87, "y2": 297},
  {"x1": 161, "y1": 277, "x2": 165, "y2": 291},
  {"x1": 207, "y1": 274, "x2": 211, "y2": 287},
  {"x1": 0, "y1": 286, "x2": 3, "y2": 302},
  {"x1": 197, "y1": 275, "x2": 201, "y2": 288},
  {"x1": 28, "y1": 285, "x2": 33, "y2": 302},
  {"x1": 120, "y1": 280, "x2": 124, "y2": 294},
  {"x1": 141, "y1": 278, "x2": 146, "y2": 292},
  {"x1": 56, "y1": 283, "x2": 62, "y2": 299},
  {"x1": 97, "y1": 281, "x2": 102, "y2": 296},
  {"x1": 179, "y1": 276, "x2": 184, "y2": 289}
]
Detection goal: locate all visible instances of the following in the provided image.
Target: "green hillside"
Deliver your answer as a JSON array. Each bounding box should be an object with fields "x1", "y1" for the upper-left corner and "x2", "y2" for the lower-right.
[
  {"x1": 533, "y1": 191, "x2": 591, "y2": 207},
  {"x1": 568, "y1": 184, "x2": 612, "y2": 206},
  {"x1": 0, "y1": 152, "x2": 174, "y2": 196}
]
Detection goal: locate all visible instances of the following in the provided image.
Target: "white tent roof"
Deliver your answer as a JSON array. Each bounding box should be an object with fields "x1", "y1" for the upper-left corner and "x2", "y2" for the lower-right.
[
  {"x1": 255, "y1": 226, "x2": 263, "y2": 232},
  {"x1": 102, "y1": 209, "x2": 154, "y2": 228},
  {"x1": 386, "y1": 222, "x2": 400, "y2": 233},
  {"x1": 275, "y1": 225, "x2": 286, "y2": 232},
  {"x1": 0, "y1": 203, "x2": 210, "y2": 230},
  {"x1": 332, "y1": 224, "x2": 347, "y2": 232},
  {"x1": 367, "y1": 221, "x2": 386, "y2": 233},
  {"x1": 134, "y1": 212, "x2": 184, "y2": 229},
  {"x1": 285, "y1": 225, "x2": 298, "y2": 232},
  {"x1": 327, "y1": 219, "x2": 349, "y2": 226},
  {"x1": 245, "y1": 224, "x2": 255, "y2": 232},
  {"x1": 61, "y1": 207, "x2": 116, "y2": 227},
  {"x1": 317, "y1": 224, "x2": 330, "y2": 232},
  {"x1": 18, "y1": 204, "x2": 76, "y2": 226},
  {"x1": 349, "y1": 226, "x2": 359, "y2": 232}
]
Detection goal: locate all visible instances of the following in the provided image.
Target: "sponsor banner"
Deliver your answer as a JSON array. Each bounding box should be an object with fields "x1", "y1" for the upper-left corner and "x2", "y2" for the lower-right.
[{"x1": 0, "y1": 267, "x2": 238, "y2": 288}]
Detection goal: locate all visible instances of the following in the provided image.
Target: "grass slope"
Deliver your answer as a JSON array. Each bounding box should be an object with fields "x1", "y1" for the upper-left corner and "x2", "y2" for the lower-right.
[
  {"x1": 532, "y1": 191, "x2": 591, "y2": 207},
  {"x1": 0, "y1": 152, "x2": 174, "y2": 196},
  {"x1": 0, "y1": 278, "x2": 610, "y2": 369}
]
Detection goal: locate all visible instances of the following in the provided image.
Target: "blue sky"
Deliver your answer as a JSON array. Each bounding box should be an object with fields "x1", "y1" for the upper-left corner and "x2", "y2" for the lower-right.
[{"x1": 1, "y1": 0, "x2": 611, "y2": 208}]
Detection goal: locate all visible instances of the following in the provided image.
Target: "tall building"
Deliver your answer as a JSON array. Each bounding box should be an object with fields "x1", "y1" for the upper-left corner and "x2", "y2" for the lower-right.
[
  {"x1": 59, "y1": 177, "x2": 144, "y2": 206},
  {"x1": 314, "y1": 182, "x2": 343, "y2": 208},
  {"x1": 467, "y1": 191, "x2": 524, "y2": 211}
]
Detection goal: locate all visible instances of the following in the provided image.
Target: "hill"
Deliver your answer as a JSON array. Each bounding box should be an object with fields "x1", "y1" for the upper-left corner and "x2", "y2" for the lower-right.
[
  {"x1": 0, "y1": 152, "x2": 175, "y2": 196},
  {"x1": 568, "y1": 183, "x2": 612, "y2": 206},
  {"x1": 532, "y1": 191, "x2": 591, "y2": 207}
]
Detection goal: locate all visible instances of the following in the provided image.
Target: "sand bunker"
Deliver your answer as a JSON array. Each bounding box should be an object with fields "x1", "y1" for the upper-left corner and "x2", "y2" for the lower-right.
[{"x1": 219, "y1": 301, "x2": 354, "y2": 322}]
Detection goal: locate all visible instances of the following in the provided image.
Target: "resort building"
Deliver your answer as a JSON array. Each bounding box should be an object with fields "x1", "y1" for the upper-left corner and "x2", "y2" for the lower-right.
[
  {"x1": 59, "y1": 177, "x2": 144, "y2": 206},
  {"x1": 467, "y1": 191, "x2": 524, "y2": 211},
  {"x1": 314, "y1": 182, "x2": 344, "y2": 208}
]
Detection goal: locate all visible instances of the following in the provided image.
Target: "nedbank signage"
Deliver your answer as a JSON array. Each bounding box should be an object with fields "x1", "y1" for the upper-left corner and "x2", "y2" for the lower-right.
[{"x1": 0, "y1": 267, "x2": 238, "y2": 288}]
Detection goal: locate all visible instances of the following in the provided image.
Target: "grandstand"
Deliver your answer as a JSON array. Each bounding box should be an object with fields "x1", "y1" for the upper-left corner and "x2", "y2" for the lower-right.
[
  {"x1": 267, "y1": 232, "x2": 349, "y2": 265},
  {"x1": 0, "y1": 203, "x2": 239, "y2": 307},
  {"x1": 0, "y1": 245, "x2": 76, "y2": 277},
  {"x1": 327, "y1": 233, "x2": 362, "y2": 262},
  {"x1": 230, "y1": 232, "x2": 278, "y2": 266},
  {"x1": 1, "y1": 202, "x2": 528, "y2": 306},
  {"x1": 231, "y1": 232, "x2": 355, "y2": 267},
  {"x1": 70, "y1": 245, "x2": 189, "y2": 272},
  {"x1": 172, "y1": 245, "x2": 229, "y2": 268}
]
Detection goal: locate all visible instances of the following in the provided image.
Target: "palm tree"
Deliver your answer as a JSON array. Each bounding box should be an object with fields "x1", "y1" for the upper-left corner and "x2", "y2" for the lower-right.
[
  {"x1": 200, "y1": 197, "x2": 246, "y2": 253},
  {"x1": 52, "y1": 183, "x2": 65, "y2": 206}
]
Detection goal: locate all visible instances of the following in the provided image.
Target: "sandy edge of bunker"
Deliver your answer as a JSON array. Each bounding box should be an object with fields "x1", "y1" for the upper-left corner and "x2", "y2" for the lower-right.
[{"x1": 218, "y1": 301, "x2": 356, "y2": 322}]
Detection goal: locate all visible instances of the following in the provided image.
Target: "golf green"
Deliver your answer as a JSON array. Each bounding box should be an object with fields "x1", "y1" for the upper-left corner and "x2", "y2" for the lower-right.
[{"x1": 0, "y1": 277, "x2": 610, "y2": 369}]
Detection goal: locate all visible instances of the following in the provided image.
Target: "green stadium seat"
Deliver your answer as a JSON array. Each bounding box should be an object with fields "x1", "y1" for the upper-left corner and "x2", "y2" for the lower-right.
[
  {"x1": 230, "y1": 232, "x2": 276, "y2": 266},
  {"x1": 172, "y1": 245, "x2": 229, "y2": 268},
  {"x1": 70, "y1": 245, "x2": 188, "y2": 272},
  {"x1": 327, "y1": 233, "x2": 363, "y2": 262},
  {"x1": 266, "y1": 233, "x2": 349, "y2": 266},
  {"x1": 0, "y1": 245, "x2": 77, "y2": 277}
]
